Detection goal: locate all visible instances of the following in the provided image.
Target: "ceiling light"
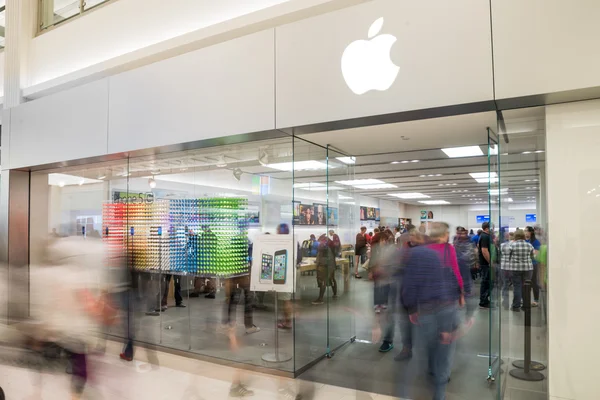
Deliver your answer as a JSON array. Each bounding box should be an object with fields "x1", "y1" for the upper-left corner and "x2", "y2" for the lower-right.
[
  {"x1": 336, "y1": 179, "x2": 384, "y2": 186},
  {"x1": 419, "y1": 200, "x2": 451, "y2": 205},
  {"x1": 419, "y1": 175, "x2": 426, "y2": 178},
  {"x1": 401, "y1": 160, "x2": 410, "y2": 164},
  {"x1": 336, "y1": 156, "x2": 356, "y2": 164},
  {"x1": 267, "y1": 160, "x2": 328, "y2": 171},
  {"x1": 535, "y1": 150, "x2": 545, "y2": 154},
  {"x1": 506, "y1": 198, "x2": 514, "y2": 202},
  {"x1": 233, "y1": 168, "x2": 243, "y2": 181},
  {"x1": 442, "y1": 146, "x2": 484, "y2": 158},
  {"x1": 435, "y1": 174, "x2": 442, "y2": 177},
  {"x1": 98, "y1": 175, "x2": 106, "y2": 180},
  {"x1": 411, "y1": 160, "x2": 420, "y2": 163},
  {"x1": 338, "y1": 195, "x2": 353, "y2": 200},
  {"x1": 522, "y1": 151, "x2": 532, "y2": 154},
  {"x1": 58, "y1": 181, "x2": 65, "y2": 188},
  {"x1": 388, "y1": 193, "x2": 431, "y2": 199},
  {"x1": 489, "y1": 188, "x2": 509, "y2": 196},
  {"x1": 78, "y1": 179, "x2": 85, "y2": 186},
  {"x1": 148, "y1": 177, "x2": 157, "y2": 189},
  {"x1": 354, "y1": 183, "x2": 398, "y2": 190},
  {"x1": 293, "y1": 183, "x2": 325, "y2": 189},
  {"x1": 342, "y1": 201, "x2": 356, "y2": 205},
  {"x1": 470, "y1": 172, "x2": 498, "y2": 179},
  {"x1": 391, "y1": 161, "x2": 400, "y2": 164}
]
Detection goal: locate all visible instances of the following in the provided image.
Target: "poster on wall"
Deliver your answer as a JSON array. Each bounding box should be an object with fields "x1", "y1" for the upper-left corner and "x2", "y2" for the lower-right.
[
  {"x1": 375, "y1": 208, "x2": 381, "y2": 221},
  {"x1": 292, "y1": 201, "x2": 301, "y2": 225},
  {"x1": 250, "y1": 234, "x2": 296, "y2": 293},
  {"x1": 367, "y1": 207, "x2": 376, "y2": 220},
  {"x1": 327, "y1": 208, "x2": 338, "y2": 226},
  {"x1": 360, "y1": 206, "x2": 368, "y2": 221},
  {"x1": 299, "y1": 204, "x2": 314, "y2": 225},
  {"x1": 313, "y1": 203, "x2": 327, "y2": 225},
  {"x1": 421, "y1": 210, "x2": 434, "y2": 220}
]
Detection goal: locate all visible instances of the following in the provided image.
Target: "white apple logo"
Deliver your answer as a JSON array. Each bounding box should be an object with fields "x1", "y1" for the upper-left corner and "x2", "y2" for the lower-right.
[{"x1": 341, "y1": 17, "x2": 400, "y2": 95}]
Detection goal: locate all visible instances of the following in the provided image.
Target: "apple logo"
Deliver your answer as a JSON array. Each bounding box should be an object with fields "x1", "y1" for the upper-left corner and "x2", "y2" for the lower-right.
[{"x1": 341, "y1": 17, "x2": 400, "y2": 95}]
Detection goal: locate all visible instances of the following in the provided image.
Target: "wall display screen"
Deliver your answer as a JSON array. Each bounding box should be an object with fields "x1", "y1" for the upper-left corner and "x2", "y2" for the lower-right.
[
  {"x1": 313, "y1": 203, "x2": 327, "y2": 225},
  {"x1": 476, "y1": 215, "x2": 490, "y2": 224},
  {"x1": 421, "y1": 210, "x2": 434, "y2": 220},
  {"x1": 292, "y1": 201, "x2": 301, "y2": 225},
  {"x1": 366, "y1": 207, "x2": 376, "y2": 220},
  {"x1": 375, "y1": 208, "x2": 381, "y2": 221},
  {"x1": 526, "y1": 214, "x2": 537, "y2": 223},
  {"x1": 299, "y1": 204, "x2": 314, "y2": 225},
  {"x1": 327, "y1": 208, "x2": 338, "y2": 226},
  {"x1": 360, "y1": 206, "x2": 368, "y2": 221}
]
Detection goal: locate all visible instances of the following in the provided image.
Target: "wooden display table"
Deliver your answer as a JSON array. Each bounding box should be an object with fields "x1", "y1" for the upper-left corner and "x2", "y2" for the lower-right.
[{"x1": 299, "y1": 257, "x2": 351, "y2": 292}]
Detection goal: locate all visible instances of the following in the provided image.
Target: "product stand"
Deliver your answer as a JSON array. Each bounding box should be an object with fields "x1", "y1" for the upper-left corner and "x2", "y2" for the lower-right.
[
  {"x1": 509, "y1": 280, "x2": 546, "y2": 381},
  {"x1": 261, "y1": 290, "x2": 292, "y2": 363}
]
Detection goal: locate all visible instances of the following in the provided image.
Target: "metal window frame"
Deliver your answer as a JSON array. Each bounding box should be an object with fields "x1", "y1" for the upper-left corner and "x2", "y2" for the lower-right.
[{"x1": 37, "y1": 0, "x2": 120, "y2": 35}]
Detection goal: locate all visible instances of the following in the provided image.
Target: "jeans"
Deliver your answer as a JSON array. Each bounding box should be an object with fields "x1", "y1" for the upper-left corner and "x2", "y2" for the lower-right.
[
  {"x1": 223, "y1": 275, "x2": 254, "y2": 328},
  {"x1": 479, "y1": 265, "x2": 491, "y2": 306},
  {"x1": 511, "y1": 270, "x2": 533, "y2": 309},
  {"x1": 398, "y1": 304, "x2": 457, "y2": 400},
  {"x1": 374, "y1": 281, "x2": 390, "y2": 307},
  {"x1": 161, "y1": 274, "x2": 183, "y2": 306}
]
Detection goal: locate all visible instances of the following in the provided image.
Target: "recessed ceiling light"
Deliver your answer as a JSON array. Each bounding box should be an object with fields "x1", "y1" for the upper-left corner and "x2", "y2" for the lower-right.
[
  {"x1": 354, "y1": 183, "x2": 398, "y2": 189},
  {"x1": 419, "y1": 175, "x2": 426, "y2": 178},
  {"x1": 435, "y1": 174, "x2": 442, "y2": 177},
  {"x1": 268, "y1": 160, "x2": 328, "y2": 171},
  {"x1": 419, "y1": 200, "x2": 451, "y2": 205},
  {"x1": 336, "y1": 179, "x2": 384, "y2": 186},
  {"x1": 489, "y1": 188, "x2": 509, "y2": 196},
  {"x1": 522, "y1": 151, "x2": 532, "y2": 154},
  {"x1": 338, "y1": 195, "x2": 353, "y2": 200},
  {"x1": 391, "y1": 161, "x2": 400, "y2": 164},
  {"x1": 411, "y1": 160, "x2": 419, "y2": 163},
  {"x1": 442, "y1": 146, "x2": 484, "y2": 158},
  {"x1": 401, "y1": 160, "x2": 410, "y2": 164},
  {"x1": 336, "y1": 157, "x2": 356, "y2": 164},
  {"x1": 535, "y1": 150, "x2": 545, "y2": 154},
  {"x1": 470, "y1": 172, "x2": 498, "y2": 179},
  {"x1": 293, "y1": 183, "x2": 326, "y2": 189},
  {"x1": 388, "y1": 193, "x2": 431, "y2": 199}
]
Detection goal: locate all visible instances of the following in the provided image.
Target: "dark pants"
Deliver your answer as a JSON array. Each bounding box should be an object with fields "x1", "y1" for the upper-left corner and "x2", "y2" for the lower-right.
[
  {"x1": 223, "y1": 276, "x2": 254, "y2": 328},
  {"x1": 316, "y1": 265, "x2": 337, "y2": 301},
  {"x1": 161, "y1": 274, "x2": 183, "y2": 306},
  {"x1": 531, "y1": 264, "x2": 540, "y2": 302},
  {"x1": 479, "y1": 265, "x2": 491, "y2": 306},
  {"x1": 383, "y1": 282, "x2": 413, "y2": 349},
  {"x1": 507, "y1": 270, "x2": 533, "y2": 309}
]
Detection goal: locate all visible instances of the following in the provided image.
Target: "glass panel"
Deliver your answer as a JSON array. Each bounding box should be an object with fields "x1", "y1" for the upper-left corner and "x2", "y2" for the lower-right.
[
  {"x1": 326, "y1": 147, "x2": 356, "y2": 352},
  {"x1": 487, "y1": 127, "x2": 502, "y2": 393},
  {"x1": 83, "y1": 0, "x2": 111, "y2": 11},
  {"x1": 292, "y1": 136, "x2": 329, "y2": 371}
]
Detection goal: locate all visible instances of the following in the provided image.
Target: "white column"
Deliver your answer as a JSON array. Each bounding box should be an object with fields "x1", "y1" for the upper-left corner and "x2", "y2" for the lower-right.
[{"x1": 546, "y1": 99, "x2": 600, "y2": 400}]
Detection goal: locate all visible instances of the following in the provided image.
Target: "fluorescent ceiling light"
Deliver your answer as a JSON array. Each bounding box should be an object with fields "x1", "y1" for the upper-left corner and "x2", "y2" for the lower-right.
[
  {"x1": 354, "y1": 183, "x2": 398, "y2": 190},
  {"x1": 342, "y1": 201, "x2": 356, "y2": 205},
  {"x1": 470, "y1": 172, "x2": 497, "y2": 179},
  {"x1": 336, "y1": 179, "x2": 384, "y2": 186},
  {"x1": 338, "y1": 195, "x2": 353, "y2": 199},
  {"x1": 442, "y1": 146, "x2": 484, "y2": 158},
  {"x1": 306, "y1": 186, "x2": 343, "y2": 191},
  {"x1": 419, "y1": 200, "x2": 451, "y2": 205},
  {"x1": 293, "y1": 183, "x2": 325, "y2": 189},
  {"x1": 49, "y1": 173, "x2": 102, "y2": 187},
  {"x1": 388, "y1": 193, "x2": 430, "y2": 199},
  {"x1": 489, "y1": 188, "x2": 509, "y2": 196},
  {"x1": 336, "y1": 156, "x2": 356, "y2": 164},
  {"x1": 267, "y1": 160, "x2": 328, "y2": 171}
]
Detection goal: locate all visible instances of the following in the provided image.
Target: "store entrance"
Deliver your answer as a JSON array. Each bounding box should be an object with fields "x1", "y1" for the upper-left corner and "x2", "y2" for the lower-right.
[{"x1": 295, "y1": 109, "x2": 548, "y2": 400}]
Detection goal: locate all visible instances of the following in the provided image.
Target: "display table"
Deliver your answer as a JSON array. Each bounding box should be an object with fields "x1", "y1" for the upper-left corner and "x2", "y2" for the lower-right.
[{"x1": 299, "y1": 257, "x2": 351, "y2": 292}]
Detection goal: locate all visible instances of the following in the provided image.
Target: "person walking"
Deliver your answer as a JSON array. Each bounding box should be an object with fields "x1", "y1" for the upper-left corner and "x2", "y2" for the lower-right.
[
  {"x1": 506, "y1": 230, "x2": 535, "y2": 311},
  {"x1": 525, "y1": 226, "x2": 541, "y2": 307},
  {"x1": 354, "y1": 227, "x2": 368, "y2": 278},
  {"x1": 312, "y1": 234, "x2": 338, "y2": 305},
  {"x1": 454, "y1": 227, "x2": 476, "y2": 322},
  {"x1": 400, "y1": 222, "x2": 462, "y2": 400},
  {"x1": 478, "y1": 222, "x2": 492, "y2": 309}
]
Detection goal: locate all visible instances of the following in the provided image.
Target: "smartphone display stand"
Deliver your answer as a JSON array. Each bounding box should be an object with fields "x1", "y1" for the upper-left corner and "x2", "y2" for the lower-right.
[{"x1": 261, "y1": 291, "x2": 292, "y2": 363}]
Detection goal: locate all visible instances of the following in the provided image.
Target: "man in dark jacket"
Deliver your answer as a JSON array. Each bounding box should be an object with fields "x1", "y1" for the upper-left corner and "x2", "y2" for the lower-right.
[{"x1": 312, "y1": 234, "x2": 338, "y2": 305}]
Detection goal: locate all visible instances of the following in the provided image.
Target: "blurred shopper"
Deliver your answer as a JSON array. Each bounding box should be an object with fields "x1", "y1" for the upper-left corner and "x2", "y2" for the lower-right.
[
  {"x1": 328, "y1": 229, "x2": 342, "y2": 257},
  {"x1": 500, "y1": 232, "x2": 514, "y2": 310},
  {"x1": 394, "y1": 226, "x2": 401, "y2": 243},
  {"x1": 354, "y1": 226, "x2": 368, "y2": 278},
  {"x1": 277, "y1": 223, "x2": 296, "y2": 330},
  {"x1": 506, "y1": 230, "x2": 535, "y2": 311},
  {"x1": 454, "y1": 227, "x2": 476, "y2": 322},
  {"x1": 401, "y1": 222, "x2": 462, "y2": 400},
  {"x1": 161, "y1": 274, "x2": 185, "y2": 310},
  {"x1": 471, "y1": 229, "x2": 482, "y2": 245},
  {"x1": 477, "y1": 222, "x2": 492, "y2": 309},
  {"x1": 312, "y1": 234, "x2": 338, "y2": 305},
  {"x1": 525, "y1": 226, "x2": 541, "y2": 307}
]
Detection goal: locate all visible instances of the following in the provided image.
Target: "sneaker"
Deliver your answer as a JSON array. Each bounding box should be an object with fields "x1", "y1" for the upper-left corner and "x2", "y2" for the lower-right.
[
  {"x1": 332, "y1": 294, "x2": 339, "y2": 299},
  {"x1": 229, "y1": 384, "x2": 254, "y2": 397},
  {"x1": 176, "y1": 303, "x2": 187, "y2": 308},
  {"x1": 311, "y1": 300, "x2": 324, "y2": 305},
  {"x1": 379, "y1": 341, "x2": 394, "y2": 353},
  {"x1": 245, "y1": 325, "x2": 261, "y2": 334},
  {"x1": 511, "y1": 307, "x2": 521, "y2": 312},
  {"x1": 189, "y1": 292, "x2": 200, "y2": 298},
  {"x1": 205, "y1": 293, "x2": 216, "y2": 299},
  {"x1": 354, "y1": 274, "x2": 362, "y2": 279},
  {"x1": 119, "y1": 353, "x2": 133, "y2": 362},
  {"x1": 531, "y1": 301, "x2": 539, "y2": 307},
  {"x1": 394, "y1": 348, "x2": 413, "y2": 361},
  {"x1": 145, "y1": 311, "x2": 160, "y2": 316}
]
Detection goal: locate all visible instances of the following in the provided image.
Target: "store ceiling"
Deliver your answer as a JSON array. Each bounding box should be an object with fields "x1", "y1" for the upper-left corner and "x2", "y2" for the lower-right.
[{"x1": 43, "y1": 108, "x2": 545, "y2": 207}]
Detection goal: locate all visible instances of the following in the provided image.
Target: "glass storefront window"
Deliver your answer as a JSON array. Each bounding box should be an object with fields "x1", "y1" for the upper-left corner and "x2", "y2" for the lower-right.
[{"x1": 39, "y1": 0, "x2": 113, "y2": 30}]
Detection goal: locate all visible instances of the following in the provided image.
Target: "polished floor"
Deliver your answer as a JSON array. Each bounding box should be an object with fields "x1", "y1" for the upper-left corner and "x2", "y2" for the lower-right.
[{"x1": 98, "y1": 268, "x2": 547, "y2": 400}]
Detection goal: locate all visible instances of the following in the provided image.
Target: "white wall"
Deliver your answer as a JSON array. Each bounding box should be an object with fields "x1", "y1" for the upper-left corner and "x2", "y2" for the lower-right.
[
  {"x1": 546, "y1": 99, "x2": 600, "y2": 400},
  {"x1": 27, "y1": 0, "x2": 291, "y2": 88},
  {"x1": 492, "y1": 0, "x2": 600, "y2": 99}
]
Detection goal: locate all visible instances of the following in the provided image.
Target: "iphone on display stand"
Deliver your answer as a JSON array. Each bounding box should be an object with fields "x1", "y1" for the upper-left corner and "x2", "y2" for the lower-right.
[
  {"x1": 260, "y1": 253, "x2": 273, "y2": 283},
  {"x1": 273, "y1": 249, "x2": 288, "y2": 285}
]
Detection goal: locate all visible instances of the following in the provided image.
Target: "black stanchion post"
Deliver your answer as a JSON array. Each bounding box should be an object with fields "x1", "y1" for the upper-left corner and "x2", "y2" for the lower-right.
[{"x1": 510, "y1": 280, "x2": 545, "y2": 381}]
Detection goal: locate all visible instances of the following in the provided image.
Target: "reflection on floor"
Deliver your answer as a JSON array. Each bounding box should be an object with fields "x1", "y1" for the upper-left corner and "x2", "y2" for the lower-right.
[{"x1": 106, "y1": 269, "x2": 548, "y2": 400}]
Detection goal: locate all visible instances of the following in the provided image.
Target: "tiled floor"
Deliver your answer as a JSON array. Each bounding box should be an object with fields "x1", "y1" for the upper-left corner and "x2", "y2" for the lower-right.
[{"x1": 0, "y1": 340, "x2": 398, "y2": 400}]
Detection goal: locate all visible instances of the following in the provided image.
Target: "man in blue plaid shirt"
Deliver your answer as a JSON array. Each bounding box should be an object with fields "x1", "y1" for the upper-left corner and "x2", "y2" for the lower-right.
[{"x1": 505, "y1": 229, "x2": 534, "y2": 311}]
